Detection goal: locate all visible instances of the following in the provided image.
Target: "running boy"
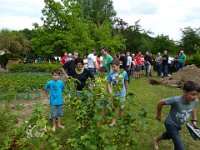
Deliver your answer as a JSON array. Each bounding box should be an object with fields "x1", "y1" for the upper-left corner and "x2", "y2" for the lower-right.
[
  {"x1": 45, "y1": 69, "x2": 65, "y2": 132},
  {"x1": 107, "y1": 60, "x2": 129, "y2": 126},
  {"x1": 154, "y1": 81, "x2": 200, "y2": 150}
]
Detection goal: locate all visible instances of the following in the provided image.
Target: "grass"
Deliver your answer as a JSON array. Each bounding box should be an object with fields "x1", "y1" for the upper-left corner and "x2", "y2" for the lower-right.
[
  {"x1": 45, "y1": 75, "x2": 200, "y2": 149},
  {"x1": 126, "y1": 76, "x2": 200, "y2": 150}
]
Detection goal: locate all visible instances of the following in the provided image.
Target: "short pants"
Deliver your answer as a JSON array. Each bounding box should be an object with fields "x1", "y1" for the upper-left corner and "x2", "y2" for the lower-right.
[{"x1": 51, "y1": 105, "x2": 63, "y2": 118}]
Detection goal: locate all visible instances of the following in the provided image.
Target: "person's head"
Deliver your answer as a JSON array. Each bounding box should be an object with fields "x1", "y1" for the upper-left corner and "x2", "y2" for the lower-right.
[
  {"x1": 92, "y1": 49, "x2": 96, "y2": 54},
  {"x1": 68, "y1": 53, "x2": 72, "y2": 58},
  {"x1": 157, "y1": 52, "x2": 161, "y2": 56},
  {"x1": 64, "y1": 52, "x2": 68, "y2": 56},
  {"x1": 146, "y1": 52, "x2": 149, "y2": 55},
  {"x1": 126, "y1": 51, "x2": 130, "y2": 56},
  {"x1": 75, "y1": 58, "x2": 84, "y2": 70},
  {"x1": 120, "y1": 51, "x2": 125, "y2": 56},
  {"x1": 164, "y1": 50, "x2": 168, "y2": 55},
  {"x1": 180, "y1": 50, "x2": 184, "y2": 54},
  {"x1": 110, "y1": 60, "x2": 120, "y2": 72},
  {"x1": 52, "y1": 69, "x2": 60, "y2": 81},
  {"x1": 99, "y1": 66, "x2": 107, "y2": 74},
  {"x1": 73, "y1": 52, "x2": 79, "y2": 60},
  {"x1": 101, "y1": 47, "x2": 109, "y2": 56},
  {"x1": 183, "y1": 81, "x2": 200, "y2": 102}
]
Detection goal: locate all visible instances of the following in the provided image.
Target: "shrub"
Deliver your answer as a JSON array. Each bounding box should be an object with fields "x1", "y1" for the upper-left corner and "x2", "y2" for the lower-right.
[
  {"x1": 9, "y1": 63, "x2": 60, "y2": 73},
  {"x1": 186, "y1": 54, "x2": 200, "y2": 66}
]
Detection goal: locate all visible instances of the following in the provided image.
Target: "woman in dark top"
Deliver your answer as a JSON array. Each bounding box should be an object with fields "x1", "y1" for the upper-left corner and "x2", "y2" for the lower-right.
[{"x1": 69, "y1": 58, "x2": 94, "y2": 91}]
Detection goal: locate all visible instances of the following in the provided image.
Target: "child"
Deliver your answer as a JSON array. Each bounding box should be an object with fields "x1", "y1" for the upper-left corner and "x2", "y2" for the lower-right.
[
  {"x1": 154, "y1": 81, "x2": 200, "y2": 150},
  {"x1": 45, "y1": 69, "x2": 65, "y2": 132},
  {"x1": 107, "y1": 60, "x2": 129, "y2": 126}
]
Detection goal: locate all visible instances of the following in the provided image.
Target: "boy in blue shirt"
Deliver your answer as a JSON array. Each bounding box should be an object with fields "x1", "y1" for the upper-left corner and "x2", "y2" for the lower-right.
[
  {"x1": 154, "y1": 81, "x2": 200, "y2": 150},
  {"x1": 45, "y1": 69, "x2": 65, "y2": 132},
  {"x1": 107, "y1": 60, "x2": 129, "y2": 126}
]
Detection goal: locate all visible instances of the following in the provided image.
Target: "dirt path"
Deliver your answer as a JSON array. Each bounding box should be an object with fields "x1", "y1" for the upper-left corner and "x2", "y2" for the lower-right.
[{"x1": 10, "y1": 91, "x2": 49, "y2": 126}]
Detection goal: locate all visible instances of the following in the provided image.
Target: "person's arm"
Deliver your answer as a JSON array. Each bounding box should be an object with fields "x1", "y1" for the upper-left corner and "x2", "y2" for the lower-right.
[
  {"x1": 156, "y1": 100, "x2": 165, "y2": 121},
  {"x1": 61, "y1": 66, "x2": 69, "y2": 79},
  {"x1": 191, "y1": 108, "x2": 197, "y2": 127},
  {"x1": 107, "y1": 83, "x2": 112, "y2": 93}
]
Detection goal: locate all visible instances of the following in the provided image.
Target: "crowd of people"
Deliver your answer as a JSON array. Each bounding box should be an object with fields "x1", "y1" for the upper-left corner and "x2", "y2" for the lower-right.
[
  {"x1": 45, "y1": 48, "x2": 200, "y2": 150},
  {"x1": 59, "y1": 48, "x2": 187, "y2": 80}
]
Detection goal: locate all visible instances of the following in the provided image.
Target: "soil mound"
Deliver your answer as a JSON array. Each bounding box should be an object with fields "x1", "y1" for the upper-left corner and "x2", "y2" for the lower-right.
[{"x1": 161, "y1": 65, "x2": 200, "y2": 87}]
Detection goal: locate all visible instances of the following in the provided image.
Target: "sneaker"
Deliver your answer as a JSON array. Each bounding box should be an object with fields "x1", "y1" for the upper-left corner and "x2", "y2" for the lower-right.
[{"x1": 186, "y1": 123, "x2": 200, "y2": 140}]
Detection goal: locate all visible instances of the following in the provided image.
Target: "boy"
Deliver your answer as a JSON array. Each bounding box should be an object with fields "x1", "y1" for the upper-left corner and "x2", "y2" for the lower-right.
[
  {"x1": 154, "y1": 81, "x2": 200, "y2": 150},
  {"x1": 107, "y1": 60, "x2": 129, "y2": 126},
  {"x1": 45, "y1": 69, "x2": 65, "y2": 132}
]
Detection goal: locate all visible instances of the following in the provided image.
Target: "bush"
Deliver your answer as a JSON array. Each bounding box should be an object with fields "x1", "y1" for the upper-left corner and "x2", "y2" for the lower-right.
[
  {"x1": 9, "y1": 63, "x2": 60, "y2": 73},
  {"x1": 186, "y1": 54, "x2": 200, "y2": 66}
]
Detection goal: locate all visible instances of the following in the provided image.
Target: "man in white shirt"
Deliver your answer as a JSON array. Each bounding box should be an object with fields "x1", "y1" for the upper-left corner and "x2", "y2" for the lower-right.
[
  {"x1": 126, "y1": 51, "x2": 132, "y2": 83},
  {"x1": 87, "y1": 49, "x2": 97, "y2": 75}
]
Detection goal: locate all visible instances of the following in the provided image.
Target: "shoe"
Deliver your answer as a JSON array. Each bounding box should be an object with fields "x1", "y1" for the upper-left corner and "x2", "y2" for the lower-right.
[{"x1": 186, "y1": 123, "x2": 200, "y2": 140}]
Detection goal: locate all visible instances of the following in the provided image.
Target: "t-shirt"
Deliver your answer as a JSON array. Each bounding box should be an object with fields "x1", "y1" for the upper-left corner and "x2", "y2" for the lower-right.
[
  {"x1": 164, "y1": 96, "x2": 198, "y2": 128},
  {"x1": 144, "y1": 55, "x2": 152, "y2": 65},
  {"x1": 87, "y1": 53, "x2": 96, "y2": 68},
  {"x1": 107, "y1": 71, "x2": 128, "y2": 97},
  {"x1": 127, "y1": 56, "x2": 132, "y2": 66},
  {"x1": 70, "y1": 69, "x2": 94, "y2": 91},
  {"x1": 135, "y1": 55, "x2": 142, "y2": 65},
  {"x1": 119, "y1": 56, "x2": 128, "y2": 70},
  {"x1": 103, "y1": 55, "x2": 113, "y2": 73},
  {"x1": 162, "y1": 54, "x2": 168, "y2": 65},
  {"x1": 45, "y1": 80, "x2": 65, "y2": 105},
  {"x1": 63, "y1": 60, "x2": 75, "y2": 75},
  {"x1": 178, "y1": 54, "x2": 186, "y2": 63}
]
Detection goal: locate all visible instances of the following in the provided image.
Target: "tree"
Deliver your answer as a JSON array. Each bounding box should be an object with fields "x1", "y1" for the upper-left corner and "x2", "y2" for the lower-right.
[
  {"x1": 77, "y1": 0, "x2": 116, "y2": 25},
  {"x1": 31, "y1": 0, "x2": 125, "y2": 57},
  {"x1": 152, "y1": 34, "x2": 179, "y2": 55},
  {"x1": 0, "y1": 29, "x2": 30, "y2": 58},
  {"x1": 180, "y1": 27, "x2": 200, "y2": 55}
]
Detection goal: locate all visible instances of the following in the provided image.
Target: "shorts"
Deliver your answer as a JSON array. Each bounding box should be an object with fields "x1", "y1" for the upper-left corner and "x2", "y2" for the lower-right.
[
  {"x1": 51, "y1": 105, "x2": 63, "y2": 118},
  {"x1": 136, "y1": 64, "x2": 141, "y2": 72},
  {"x1": 119, "y1": 97, "x2": 125, "y2": 109}
]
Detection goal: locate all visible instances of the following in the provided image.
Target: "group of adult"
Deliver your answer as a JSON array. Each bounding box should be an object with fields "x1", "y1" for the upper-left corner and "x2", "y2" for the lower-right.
[{"x1": 60, "y1": 48, "x2": 187, "y2": 91}]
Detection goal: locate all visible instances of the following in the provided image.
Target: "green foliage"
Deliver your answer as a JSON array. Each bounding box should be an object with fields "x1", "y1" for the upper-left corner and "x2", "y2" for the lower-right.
[
  {"x1": 0, "y1": 104, "x2": 59, "y2": 150},
  {"x1": 0, "y1": 29, "x2": 30, "y2": 58},
  {"x1": 185, "y1": 54, "x2": 200, "y2": 66},
  {"x1": 0, "y1": 73, "x2": 51, "y2": 101},
  {"x1": 9, "y1": 63, "x2": 60, "y2": 73},
  {"x1": 78, "y1": 0, "x2": 116, "y2": 25},
  {"x1": 31, "y1": 0, "x2": 125, "y2": 57},
  {"x1": 152, "y1": 34, "x2": 179, "y2": 54},
  {"x1": 180, "y1": 27, "x2": 200, "y2": 55},
  {"x1": 65, "y1": 72, "x2": 148, "y2": 149}
]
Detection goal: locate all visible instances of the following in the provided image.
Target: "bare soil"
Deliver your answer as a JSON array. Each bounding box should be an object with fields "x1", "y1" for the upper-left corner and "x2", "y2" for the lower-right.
[
  {"x1": 160, "y1": 65, "x2": 200, "y2": 87},
  {"x1": 10, "y1": 90, "x2": 49, "y2": 126}
]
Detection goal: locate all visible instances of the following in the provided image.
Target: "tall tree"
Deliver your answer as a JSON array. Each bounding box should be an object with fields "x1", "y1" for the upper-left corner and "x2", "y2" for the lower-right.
[
  {"x1": 0, "y1": 29, "x2": 30, "y2": 58},
  {"x1": 180, "y1": 27, "x2": 200, "y2": 55},
  {"x1": 77, "y1": 0, "x2": 116, "y2": 25}
]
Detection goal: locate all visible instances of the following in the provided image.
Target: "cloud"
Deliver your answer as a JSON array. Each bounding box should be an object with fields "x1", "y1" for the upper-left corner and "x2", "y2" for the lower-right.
[
  {"x1": 113, "y1": 0, "x2": 200, "y2": 40},
  {"x1": 1, "y1": 0, "x2": 200, "y2": 40},
  {"x1": 0, "y1": 0, "x2": 44, "y2": 30}
]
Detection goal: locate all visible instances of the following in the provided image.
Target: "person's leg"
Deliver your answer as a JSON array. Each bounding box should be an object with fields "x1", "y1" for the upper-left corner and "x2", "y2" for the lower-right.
[
  {"x1": 51, "y1": 105, "x2": 57, "y2": 131},
  {"x1": 154, "y1": 134, "x2": 163, "y2": 150},
  {"x1": 52, "y1": 118, "x2": 56, "y2": 131},
  {"x1": 163, "y1": 124, "x2": 184, "y2": 150},
  {"x1": 57, "y1": 105, "x2": 64, "y2": 128}
]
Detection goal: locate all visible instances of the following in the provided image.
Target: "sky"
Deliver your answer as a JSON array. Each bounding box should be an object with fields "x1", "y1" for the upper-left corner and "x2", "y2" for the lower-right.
[{"x1": 1, "y1": 0, "x2": 200, "y2": 41}]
